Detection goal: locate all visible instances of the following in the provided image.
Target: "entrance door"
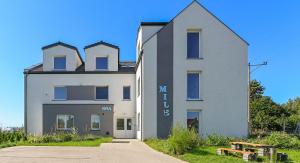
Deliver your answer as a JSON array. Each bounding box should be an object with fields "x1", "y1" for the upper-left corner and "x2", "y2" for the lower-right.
[{"x1": 114, "y1": 118, "x2": 135, "y2": 138}]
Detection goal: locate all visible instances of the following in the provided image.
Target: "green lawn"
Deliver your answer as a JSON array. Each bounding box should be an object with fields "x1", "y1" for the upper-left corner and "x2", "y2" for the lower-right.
[
  {"x1": 0, "y1": 143, "x2": 16, "y2": 149},
  {"x1": 145, "y1": 139, "x2": 300, "y2": 163},
  {"x1": 17, "y1": 137, "x2": 112, "y2": 147}
]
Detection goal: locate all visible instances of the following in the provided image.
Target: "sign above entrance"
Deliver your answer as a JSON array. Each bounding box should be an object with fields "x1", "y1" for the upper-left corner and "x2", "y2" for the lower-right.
[{"x1": 102, "y1": 106, "x2": 112, "y2": 112}]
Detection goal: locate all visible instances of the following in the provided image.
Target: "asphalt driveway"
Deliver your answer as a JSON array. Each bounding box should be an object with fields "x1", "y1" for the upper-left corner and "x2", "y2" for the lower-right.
[{"x1": 0, "y1": 140, "x2": 185, "y2": 163}]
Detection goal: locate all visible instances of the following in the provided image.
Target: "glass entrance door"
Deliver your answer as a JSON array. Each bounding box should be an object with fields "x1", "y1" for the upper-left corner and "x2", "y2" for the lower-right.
[{"x1": 115, "y1": 117, "x2": 134, "y2": 138}]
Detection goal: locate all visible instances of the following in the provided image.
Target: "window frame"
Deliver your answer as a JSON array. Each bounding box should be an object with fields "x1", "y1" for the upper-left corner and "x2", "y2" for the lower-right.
[
  {"x1": 187, "y1": 72, "x2": 201, "y2": 100},
  {"x1": 123, "y1": 86, "x2": 131, "y2": 100},
  {"x1": 95, "y1": 86, "x2": 109, "y2": 101},
  {"x1": 187, "y1": 30, "x2": 202, "y2": 59},
  {"x1": 91, "y1": 114, "x2": 101, "y2": 130},
  {"x1": 54, "y1": 86, "x2": 67, "y2": 100},
  {"x1": 53, "y1": 56, "x2": 67, "y2": 70},
  {"x1": 116, "y1": 118, "x2": 125, "y2": 130},
  {"x1": 95, "y1": 57, "x2": 108, "y2": 71},
  {"x1": 56, "y1": 114, "x2": 74, "y2": 130}
]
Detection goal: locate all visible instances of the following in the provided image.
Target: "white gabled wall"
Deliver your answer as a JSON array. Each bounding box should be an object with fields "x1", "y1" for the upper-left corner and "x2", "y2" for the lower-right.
[
  {"x1": 85, "y1": 45, "x2": 119, "y2": 71},
  {"x1": 172, "y1": 2, "x2": 248, "y2": 137},
  {"x1": 43, "y1": 45, "x2": 81, "y2": 71},
  {"x1": 26, "y1": 73, "x2": 135, "y2": 135},
  {"x1": 136, "y1": 61, "x2": 142, "y2": 140}
]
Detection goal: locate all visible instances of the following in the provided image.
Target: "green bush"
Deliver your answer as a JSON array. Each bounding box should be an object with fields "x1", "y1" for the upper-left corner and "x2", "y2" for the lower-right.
[
  {"x1": 167, "y1": 124, "x2": 200, "y2": 155},
  {"x1": 0, "y1": 130, "x2": 26, "y2": 144},
  {"x1": 258, "y1": 132, "x2": 300, "y2": 149},
  {"x1": 206, "y1": 134, "x2": 235, "y2": 146}
]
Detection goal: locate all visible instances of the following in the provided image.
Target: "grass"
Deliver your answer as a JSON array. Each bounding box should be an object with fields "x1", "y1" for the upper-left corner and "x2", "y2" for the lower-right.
[
  {"x1": 145, "y1": 138, "x2": 300, "y2": 163},
  {"x1": 0, "y1": 143, "x2": 16, "y2": 149},
  {"x1": 17, "y1": 137, "x2": 112, "y2": 147}
]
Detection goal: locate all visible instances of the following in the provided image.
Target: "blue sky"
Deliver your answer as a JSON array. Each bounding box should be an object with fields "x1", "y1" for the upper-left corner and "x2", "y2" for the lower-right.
[{"x1": 0, "y1": 0, "x2": 299, "y2": 127}]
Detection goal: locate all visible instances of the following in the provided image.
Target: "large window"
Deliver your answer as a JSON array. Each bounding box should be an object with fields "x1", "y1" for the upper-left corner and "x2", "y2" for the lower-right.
[
  {"x1": 57, "y1": 115, "x2": 74, "y2": 130},
  {"x1": 96, "y1": 86, "x2": 108, "y2": 100},
  {"x1": 187, "y1": 111, "x2": 199, "y2": 133},
  {"x1": 54, "y1": 87, "x2": 67, "y2": 100},
  {"x1": 96, "y1": 57, "x2": 108, "y2": 70},
  {"x1": 187, "y1": 73, "x2": 200, "y2": 100},
  {"x1": 91, "y1": 114, "x2": 100, "y2": 130},
  {"x1": 187, "y1": 32, "x2": 200, "y2": 59},
  {"x1": 54, "y1": 56, "x2": 66, "y2": 70},
  {"x1": 117, "y1": 119, "x2": 124, "y2": 130},
  {"x1": 123, "y1": 86, "x2": 131, "y2": 100}
]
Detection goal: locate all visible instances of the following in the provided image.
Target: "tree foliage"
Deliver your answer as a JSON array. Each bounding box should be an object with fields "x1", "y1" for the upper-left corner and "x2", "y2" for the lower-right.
[{"x1": 249, "y1": 80, "x2": 298, "y2": 135}]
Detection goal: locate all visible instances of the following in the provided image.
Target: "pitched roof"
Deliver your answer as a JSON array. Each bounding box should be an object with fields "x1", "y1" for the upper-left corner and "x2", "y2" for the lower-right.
[
  {"x1": 140, "y1": 22, "x2": 168, "y2": 26},
  {"x1": 41, "y1": 41, "x2": 84, "y2": 63},
  {"x1": 142, "y1": 1, "x2": 249, "y2": 47},
  {"x1": 84, "y1": 41, "x2": 119, "y2": 50}
]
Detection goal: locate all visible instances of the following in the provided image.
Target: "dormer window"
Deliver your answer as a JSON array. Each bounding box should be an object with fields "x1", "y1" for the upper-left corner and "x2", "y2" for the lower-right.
[
  {"x1": 96, "y1": 57, "x2": 108, "y2": 70},
  {"x1": 54, "y1": 56, "x2": 66, "y2": 70}
]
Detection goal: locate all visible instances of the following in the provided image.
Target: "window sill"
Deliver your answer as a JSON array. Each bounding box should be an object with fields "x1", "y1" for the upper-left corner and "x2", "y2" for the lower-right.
[
  {"x1": 95, "y1": 69, "x2": 108, "y2": 71},
  {"x1": 94, "y1": 99, "x2": 109, "y2": 101},
  {"x1": 53, "y1": 99, "x2": 67, "y2": 101},
  {"x1": 186, "y1": 57, "x2": 204, "y2": 60},
  {"x1": 186, "y1": 99, "x2": 204, "y2": 101},
  {"x1": 91, "y1": 129, "x2": 101, "y2": 131},
  {"x1": 56, "y1": 128, "x2": 72, "y2": 131},
  {"x1": 122, "y1": 99, "x2": 131, "y2": 101}
]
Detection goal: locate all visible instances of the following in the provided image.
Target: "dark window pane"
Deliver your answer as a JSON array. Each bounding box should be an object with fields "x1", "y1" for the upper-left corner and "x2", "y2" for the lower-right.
[
  {"x1": 117, "y1": 119, "x2": 124, "y2": 130},
  {"x1": 187, "y1": 73, "x2": 199, "y2": 99},
  {"x1": 91, "y1": 114, "x2": 100, "y2": 129},
  {"x1": 123, "y1": 86, "x2": 130, "y2": 100},
  {"x1": 66, "y1": 115, "x2": 74, "y2": 128},
  {"x1": 187, "y1": 112, "x2": 199, "y2": 133},
  {"x1": 96, "y1": 87, "x2": 108, "y2": 100},
  {"x1": 54, "y1": 57, "x2": 66, "y2": 70},
  {"x1": 127, "y1": 119, "x2": 132, "y2": 130},
  {"x1": 187, "y1": 33, "x2": 199, "y2": 58},
  {"x1": 96, "y1": 57, "x2": 108, "y2": 70},
  {"x1": 54, "y1": 87, "x2": 67, "y2": 100}
]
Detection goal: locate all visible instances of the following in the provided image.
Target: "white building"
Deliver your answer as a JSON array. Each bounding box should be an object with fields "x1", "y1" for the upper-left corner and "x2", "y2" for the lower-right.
[{"x1": 24, "y1": 1, "x2": 248, "y2": 140}]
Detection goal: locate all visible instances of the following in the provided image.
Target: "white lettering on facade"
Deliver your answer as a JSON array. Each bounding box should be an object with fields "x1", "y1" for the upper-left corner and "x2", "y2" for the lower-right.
[{"x1": 159, "y1": 85, "x2": 170, "y2": 117}]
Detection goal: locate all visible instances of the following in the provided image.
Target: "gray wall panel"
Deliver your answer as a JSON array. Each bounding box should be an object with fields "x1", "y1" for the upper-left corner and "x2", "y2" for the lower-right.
[
  {"x1": 157, "y1": 22, "x2": 174, "y2": 138},
  {"x1": 43, "y1": 104, "x2": 113, "y2": 136},
  {"x1": 67, "y1": 86, "x2": 95, "y2": 100}
]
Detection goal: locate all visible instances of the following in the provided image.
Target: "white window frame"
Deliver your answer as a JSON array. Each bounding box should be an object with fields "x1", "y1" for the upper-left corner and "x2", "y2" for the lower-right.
[
  {"x1": 187, "y1": 71, "x2": 201, "y2": 101},
  {"x1": 53, "y1": 56, "x2": 67, "y2": 71},
  {"x1": 95, "y1": 57, "x2": 108, "y2": 71},
  {"x1": 91, "y1": 114, "x2": 101, "y2": 130},
  {"x1": 54, "y1": 86, "x2": 67, "y2": 100},
  {"x1": 56, "y1": 114, "x2": 74, "y2": 130},
  {"x1": 187, "y1": 29, "x2": 202, "y2": 59}
]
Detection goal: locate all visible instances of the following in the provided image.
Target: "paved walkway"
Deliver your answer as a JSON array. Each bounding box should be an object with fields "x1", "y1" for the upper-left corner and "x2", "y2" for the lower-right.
[{"x1": 0, "y1": 140, "x2": 185, "y2": 163}]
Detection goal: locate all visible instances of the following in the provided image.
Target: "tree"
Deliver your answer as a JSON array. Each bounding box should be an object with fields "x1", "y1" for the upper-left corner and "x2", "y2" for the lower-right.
[
  {"x1": 282, "y1": 97, "x2": 300, "y2": 132},
  {"x1": 250, "y1": 80, "x2": 265, "y2": 100}
]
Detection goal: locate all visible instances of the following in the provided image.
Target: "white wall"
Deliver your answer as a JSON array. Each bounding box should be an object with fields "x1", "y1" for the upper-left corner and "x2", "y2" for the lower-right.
[
  {"x1": 142, "y1": 35, "x2": 157, "y2": 139},
  {"x1": 172, "y1": 2, "x2": 248, "y2": 137},
  {"x1": 26, "y1": 73, "x2": 135, "y2": 136},
  {"x1": 85, "y1": 45, "x2": 119, "y2": 71},
  {"x1": 135, "y1": 61, "x2": 142, "y2": 140},
  {"x1": 43, "y1": 45, "x2": 81, "y2": 71}
]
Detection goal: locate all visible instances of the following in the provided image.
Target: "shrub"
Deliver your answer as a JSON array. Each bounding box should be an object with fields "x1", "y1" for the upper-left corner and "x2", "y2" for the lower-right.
[
  {"x1": 206, "y1": 134, "x2": 235, "y2": 146},
  {"x1": 258, "y1": 132, "x2": 300, "y2": 149},
  {"x1": 167, "y1": 124, "x2": 200, "y2": 155}
]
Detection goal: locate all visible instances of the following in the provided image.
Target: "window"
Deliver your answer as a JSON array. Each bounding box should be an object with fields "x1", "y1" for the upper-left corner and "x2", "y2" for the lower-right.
[
  {"x1": 137, "y1": 77, "x2": 141, "y2": 97},
  {"x1": 54, "y1": 87, "x2": 67, "y2": 100},
  {"x1": 96, "y1": 86, "x2": 108, "y2": 100},
  {"x1": 96, "y1": 57, "x2": 108, "y2": 70},
  {"x1": 123, "y1": 86, "x2": 131, "y2": 100},
  {"x1": 117, "y1": 119, "x2": 124, "y2": 130},
  {"x1": 187, "y1": 73, "x2": 200, "y2": 100},
  {"x1": 127, "y1": 119, "x2": 132, "y2": 130},
  {"x1": 137, "y1": 113, "x2": 141, "y2": 131},
  {"x1": 57, "y1": 115, "x2": 74, "y2": 130},
  {"x1": 91, "y1": 114, "x2": 100, "y2": 130},
  {"x1": 187, "y1": 111, "x2": 199, "y2": 133},
  {"x1": 187, "y1": 32, "x2": 200, "y2": 58},
  {"x1": 54, "y1": 56, "x2": 66, "y2": 70}
]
